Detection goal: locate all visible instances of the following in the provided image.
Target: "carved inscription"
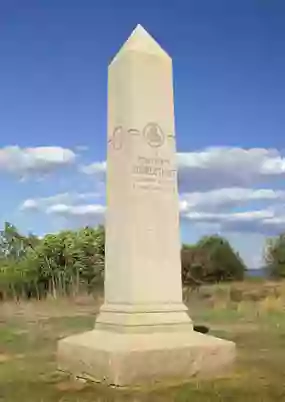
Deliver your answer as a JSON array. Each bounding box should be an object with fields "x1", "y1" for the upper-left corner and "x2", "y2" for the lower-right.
[
  {"x1": 108, "y1": 125, "x2": 177, "y2": 191},
  {"x1": 132, "y1": 156, "x2": 176, "y2": 191}
]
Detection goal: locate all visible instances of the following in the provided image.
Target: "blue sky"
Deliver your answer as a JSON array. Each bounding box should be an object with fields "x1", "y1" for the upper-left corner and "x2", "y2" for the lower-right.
[{"x1": 0, "y1": 0, "x2": 285, "y2": 268}]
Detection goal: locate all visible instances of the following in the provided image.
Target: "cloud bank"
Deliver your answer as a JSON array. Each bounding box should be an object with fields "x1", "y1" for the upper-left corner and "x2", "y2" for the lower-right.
[
  {"x1": 0, "y1": 146, "x2": 76, "y2": 178},
  {"x1": 72, "y1": 147, "x2": 285, "y2": 235},
  {"x1": 177, "y1": 147, "x2": 285, "y2": 191},
  {"x1": 16, "y1": 145, "x2": 285, "y2": 268},
  {"x1": 17, "y1": 146, "x2": 285, "y2": 246}
]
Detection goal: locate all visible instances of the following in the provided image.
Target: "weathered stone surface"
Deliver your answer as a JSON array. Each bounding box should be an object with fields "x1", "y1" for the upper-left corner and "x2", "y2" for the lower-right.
[
  {"x1": 57, "y1": 24, "x2": 236, "y2": 387},
  {"x1": 100, "y1": 24, "x2": 189, "y2": 326},
  {"x1": 58, "y1": 330, "x2": 236, "y2": 387}
]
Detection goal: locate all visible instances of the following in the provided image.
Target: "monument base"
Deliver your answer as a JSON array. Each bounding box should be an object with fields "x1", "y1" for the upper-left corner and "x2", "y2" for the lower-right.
[
  {"x1": 94, "y1": 302, "x2": 194, "y2": 333},
  {"x1": 57, "y1": 329, "x2": 236, "y2": 387}
]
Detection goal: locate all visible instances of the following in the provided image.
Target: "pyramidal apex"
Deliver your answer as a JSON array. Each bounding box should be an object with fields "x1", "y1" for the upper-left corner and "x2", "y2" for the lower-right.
[{"x1": 109, "y1": 24, "x2": 171, "y2": 66}]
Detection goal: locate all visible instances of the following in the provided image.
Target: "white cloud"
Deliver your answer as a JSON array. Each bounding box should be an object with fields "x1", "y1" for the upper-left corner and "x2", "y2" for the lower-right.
[
  {"x1": 177, "y1": 147, "x2": 285, "y2": 191},
  {"x1": 182, "y1": 208, "x2": 285, "y2": 235},
  {"x1": 0, "y1": 146, "x2": 76, "y2": 177},
  {"x1": 80, "y1": 161, "x2": 106, "y2": 176},
  {"x1": 47, "y1": 204, "x2": 106, "y2": 216},
  {"x1": 180, "y1": 188, "x2": 285, "y2": 212},
  {"x1": 183, "y1": 209, "x2": 273, "y2": 224},
  {"x1": 46, "y1": 203, "x2": 106, "y2": 226},
  {"x1": 20, "y1": 199, "x2": 39, "y2": 211},
  {"x1": 20, "y1": 192, "x2": 101, "y2": 211},
  {"x1": 177, "y1": 147, "x2": 284, "y2": 173}
]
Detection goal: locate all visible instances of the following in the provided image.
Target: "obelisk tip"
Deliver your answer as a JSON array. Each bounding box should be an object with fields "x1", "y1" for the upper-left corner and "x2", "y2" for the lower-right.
[{"x1": 110, "y1": 24, "x2": 171, "y2": 67}]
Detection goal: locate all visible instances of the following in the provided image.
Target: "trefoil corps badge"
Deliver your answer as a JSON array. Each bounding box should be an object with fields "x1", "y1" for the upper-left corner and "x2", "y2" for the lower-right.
[
  {"x1": 110, "y1": 126, "x2": 124, "y2": 150},
  {"x1": 143, "y1": 123, "x2": 165, "y2": 148}
]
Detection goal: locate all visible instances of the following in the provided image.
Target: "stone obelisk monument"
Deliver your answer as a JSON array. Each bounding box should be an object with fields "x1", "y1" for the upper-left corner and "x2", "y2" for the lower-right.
[{"x1": 57, "y1": 25, "x2": 235, "y2": 386}]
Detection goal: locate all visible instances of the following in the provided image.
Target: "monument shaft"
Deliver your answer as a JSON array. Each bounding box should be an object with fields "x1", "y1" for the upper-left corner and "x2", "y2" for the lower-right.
[
  {"x1": 105, "y1": 32, "x2": 182, "y2": 305},
  {"x1": 95, "y1": 26, "x2": 192, "y2": 332}
]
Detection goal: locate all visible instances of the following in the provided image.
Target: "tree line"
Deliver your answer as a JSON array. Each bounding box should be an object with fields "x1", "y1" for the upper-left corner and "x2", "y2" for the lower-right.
[{"x1": 0, "y1": 221, "x2": 284, "y2": 301}]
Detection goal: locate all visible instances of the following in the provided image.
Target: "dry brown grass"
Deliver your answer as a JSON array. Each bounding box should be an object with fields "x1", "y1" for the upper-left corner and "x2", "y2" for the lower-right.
[{"x1": 0, "y1": 280, "x2": 284, "y2": 401}]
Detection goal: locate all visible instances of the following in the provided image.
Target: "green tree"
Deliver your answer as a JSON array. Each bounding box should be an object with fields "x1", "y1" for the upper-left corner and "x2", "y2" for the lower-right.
[
  {"x1": 0, "y1": 222, "x2": 27, "y2": 259},
  {"x1": 75, "y1": 225, "x2": 105, "y2": 292},
  {"x1": 197, "y1": 235, "x2": 246, "y2": 282},
  {"x1": 0, "y1": 222, "x2": 106, "y2": 301},
  {"x1": 181, "y1": 244, "x2": 208, "y2": 286},
  {"x1": 181, "y1": 235, "x2": 246, "y2": 284},
  {"x1": 264, "y1": 234, "x2": 285, "y2": 279},
  {"x1": 21, "y1": 225, "x2": 106, "y2": 298},
  {"x1": 0, "y1": 222, "x2": 39, "y2": 300}
]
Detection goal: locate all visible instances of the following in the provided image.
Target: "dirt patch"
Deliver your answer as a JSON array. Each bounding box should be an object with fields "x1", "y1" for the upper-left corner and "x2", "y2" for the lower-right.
[
  {"x1": 0, "y1": 297, "x2": 100, "y2": 321},
  {"x1": 55, "y1": 379, "x2": 87, "y2": 392},
  {"x1": 0, "y1": 353, "x2": 11, "y2": 363}
]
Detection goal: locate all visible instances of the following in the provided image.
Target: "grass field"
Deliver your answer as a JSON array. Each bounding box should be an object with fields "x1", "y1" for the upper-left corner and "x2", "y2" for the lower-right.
[{"x1": 0, "y1": 281, "x2": 285, "y2": 401}]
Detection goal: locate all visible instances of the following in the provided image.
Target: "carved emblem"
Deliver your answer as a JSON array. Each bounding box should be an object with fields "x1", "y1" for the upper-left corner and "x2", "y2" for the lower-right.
[
  {"x1": 143, "y1": 123, "x2": 165, "y2": 148},
  {"x1": 110, "y1": 126, "x2": 124, "y2": 150},
  {"x1": 128, "y1": 128, "x2": 140, "y2": 136}
]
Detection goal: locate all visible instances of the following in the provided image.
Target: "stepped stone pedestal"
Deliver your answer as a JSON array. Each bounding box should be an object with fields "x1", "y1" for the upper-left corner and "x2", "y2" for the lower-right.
[{"x1": 57, "y1": 24, "x2": 236, "y2": 387}]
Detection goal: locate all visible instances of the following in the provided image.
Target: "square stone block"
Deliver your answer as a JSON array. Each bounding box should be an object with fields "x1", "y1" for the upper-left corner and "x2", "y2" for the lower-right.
[{"x1": 57, "y1": 329, "x2": 236, "y2": 387}]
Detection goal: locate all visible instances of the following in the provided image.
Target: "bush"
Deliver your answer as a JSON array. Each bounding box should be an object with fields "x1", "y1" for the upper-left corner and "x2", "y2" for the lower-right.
[
  {"x1": 0, "y1": 222, "x2": 105, "y2": 301},
  {"x1": 181, "y1": 235, "x2": 246, "y2": 285}
]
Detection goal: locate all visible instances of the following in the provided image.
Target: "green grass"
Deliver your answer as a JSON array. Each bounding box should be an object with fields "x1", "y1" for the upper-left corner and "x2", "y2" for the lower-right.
[{"x1": 0, "y1": 282, "x2": 285, "y2": 401}]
